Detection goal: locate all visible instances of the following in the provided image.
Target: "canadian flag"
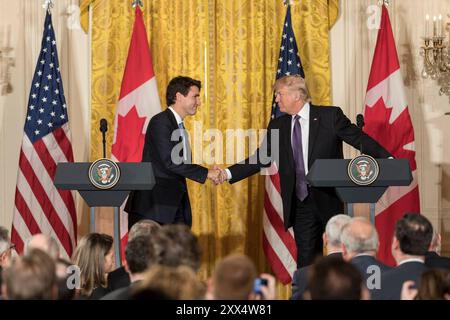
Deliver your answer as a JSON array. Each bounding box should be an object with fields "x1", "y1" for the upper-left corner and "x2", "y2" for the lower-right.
[
  {"x1": 111, "y1": 7, "x2": 161, "y2": 258},
  {"x1": 363, "y1": 4, "x2": 420, "y2": 266}
]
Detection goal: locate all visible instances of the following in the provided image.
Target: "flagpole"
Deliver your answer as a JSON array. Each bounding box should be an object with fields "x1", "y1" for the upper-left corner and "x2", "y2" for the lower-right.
[
  {"x1": 42, "y1": 0, "x2": 54, "y2": 12},
  {"x1": 132, "y1": 0, "x2": 143, "y2": 8}
]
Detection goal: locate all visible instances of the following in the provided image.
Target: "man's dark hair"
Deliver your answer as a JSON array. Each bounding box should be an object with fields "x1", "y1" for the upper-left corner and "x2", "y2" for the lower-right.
[
  {"x1": 160, "y1": 224, "x2": 201, "y2": 271},
  {"x1": 125, "y1": 235, "x2": 157, "y2": 274},
  {"x1": 395, "y1": 213, "x2": 433, "y2": 256},
  {"x1": 166, "y1": 76, "x2": 201, "y2": 106},
  {"x1": 307, "y1": 257, "x2": 363, "y2": 300}
]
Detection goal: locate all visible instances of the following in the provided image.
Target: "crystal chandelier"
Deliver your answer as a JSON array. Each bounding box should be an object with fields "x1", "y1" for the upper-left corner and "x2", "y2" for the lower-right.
[{"x1": 421, "y1": 14, "x2": 450, "y2": 97}]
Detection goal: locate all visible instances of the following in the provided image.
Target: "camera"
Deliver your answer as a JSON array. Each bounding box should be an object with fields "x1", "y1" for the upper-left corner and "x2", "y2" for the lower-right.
[{"x1": 253, "y1": 277, "x2": 268, "y2": 295}]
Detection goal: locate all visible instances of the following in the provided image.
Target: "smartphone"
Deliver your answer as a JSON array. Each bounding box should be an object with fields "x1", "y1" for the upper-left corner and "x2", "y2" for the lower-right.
[{"x1": 253, "y1": 278, "x2": 268, "y2": 295}]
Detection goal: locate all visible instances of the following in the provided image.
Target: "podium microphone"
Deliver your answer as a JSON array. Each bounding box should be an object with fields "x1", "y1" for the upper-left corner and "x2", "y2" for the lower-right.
[
  {"x1": 356, "y1": 114, "x2": 364, "y2": 155},
  {"x1": 100, "y1": 118, "x2": 108, "y2": 158}
]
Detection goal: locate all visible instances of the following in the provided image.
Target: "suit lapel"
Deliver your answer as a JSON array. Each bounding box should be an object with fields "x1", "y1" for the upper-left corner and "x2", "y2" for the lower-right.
[{"x1": 308, "y1": 105, "x2": 320, "y2": 165}]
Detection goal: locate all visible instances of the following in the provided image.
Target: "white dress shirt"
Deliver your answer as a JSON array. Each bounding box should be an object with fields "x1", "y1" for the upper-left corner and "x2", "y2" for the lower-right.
[
  {"x1": 291, "y1": 102, "x2": 310, "y2": 175},
  {"x1": 168, "y1": 106, "x2": 187, "y2": 161}
]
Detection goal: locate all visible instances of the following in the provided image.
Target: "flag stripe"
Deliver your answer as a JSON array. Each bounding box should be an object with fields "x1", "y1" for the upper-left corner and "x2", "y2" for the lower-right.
[
  {"x1": 17, "y1": 171, "x2": 71, "y2": 258},
  {"x1": 10, "y1": 224, "x2": 26, "y2": 255},
  {"x1": 262, "y1": 233, "x2": 293, "y2": 285},
  {"x1": 22, "y1": 135, "x2": 75, "y2": 236},
  {"x1": 18, "y1": 149, "x2": 72, "y2": 255},
  {"x1": 264, "y1": 187, "x2": 297, "y2": 257},
  {"x1": 40, "y1": 128, "x2": 77, "y2": 236},
  {"x1": 14, "y1": 191, "x2": 41, "y2": 236}
]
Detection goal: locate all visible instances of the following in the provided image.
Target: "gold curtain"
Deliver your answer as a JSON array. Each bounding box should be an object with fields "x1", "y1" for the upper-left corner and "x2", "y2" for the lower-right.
[{"x1": 81, "y1": 0, "x2": 337, "y2": 300}]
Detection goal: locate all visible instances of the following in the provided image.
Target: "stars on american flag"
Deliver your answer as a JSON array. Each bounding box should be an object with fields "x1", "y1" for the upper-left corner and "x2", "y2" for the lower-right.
[
  {"x1": 24, "y1": 11, "x2": 68, "y2": 140},
  {"x1": 271, "y1": 4, "x2": 305, "y2": 119}
]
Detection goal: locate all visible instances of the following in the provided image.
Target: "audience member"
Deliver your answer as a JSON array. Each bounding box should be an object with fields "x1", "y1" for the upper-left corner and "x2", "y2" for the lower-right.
[
  {"x1": 207, "y1": 254, "x2": 257, "y2": 300},
  {"x1": 2, "y1": 249, "x2": 57, "y2": 299},
  {"x1": 25, "y1": 233, "x2": 60, "y2": 260},
  {"x1": 72, "y1": 233, "x2": 115, "y2": 299},
  {"x1": 291, "y1": 214, "x2": 351, "y2": 300},
  {"x1": 102, "y1": 235, "x2": 157, "y2": 300},
  {"x1": 425, "y1": 229, "x2": 450, "y2": 270},
  {"x1": 107, "y1": 219, "x2": 161, "y2": 291},
  {"x1": 401, "y1": 268, "x2": 450, "y2": 300},
  {"x1": 134, "y1": 265, "x2": 205, "y2": 300},
  {"x1": 341, "y1": 217, "x2": 391, "y2": 296},
  {"x1": 372, "y1": 214, "x2": 432, "y2": 300},
  {"x1": 55, "y1": 258, "x2": 77, "y2": 300},
  {"x1": 304, "y1": 257, "x2": 369, "y2": 300}
]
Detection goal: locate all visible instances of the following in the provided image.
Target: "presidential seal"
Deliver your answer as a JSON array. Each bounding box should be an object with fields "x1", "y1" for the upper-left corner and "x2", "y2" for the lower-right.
[
  {"x1": 347, "y1": 155, "x2": 379, "y2": 186},
  {"x1": 88, "y1": 158, "x2": 121, "y2": 189}
]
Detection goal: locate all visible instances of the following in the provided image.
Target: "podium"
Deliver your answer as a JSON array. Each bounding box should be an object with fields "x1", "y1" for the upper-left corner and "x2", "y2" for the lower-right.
[
  {"x1": 54, "y1": 162, "x2": 155, "y2": 267},
  {"x1": 306, "y1": 159, "x2": 412, "y2": 223}
]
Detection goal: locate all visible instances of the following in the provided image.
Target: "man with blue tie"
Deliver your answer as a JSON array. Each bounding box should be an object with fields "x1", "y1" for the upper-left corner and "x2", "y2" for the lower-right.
[
  {"x1": 221, "y1": 75, "x2": 392, "y2": 267},
  {"x1": 125, "y1": 76, "x2": 221, "y2": 229}
]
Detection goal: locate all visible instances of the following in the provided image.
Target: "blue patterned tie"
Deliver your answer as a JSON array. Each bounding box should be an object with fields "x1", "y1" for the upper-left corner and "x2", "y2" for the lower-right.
[{"x1": 292, "y1": 115, "x2": 308, "y2": 201}]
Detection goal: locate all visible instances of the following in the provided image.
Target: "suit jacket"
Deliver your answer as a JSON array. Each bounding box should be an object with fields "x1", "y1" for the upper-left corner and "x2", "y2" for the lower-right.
[
  {"x1": 228, "y1": 105, "x2": 392, "y2": 228},
  {"x1": 290, "y1": 252, "x2": 342, "y2": 300},
  {"x1": 425, "y1": 251, "x2": 450, "y2": 270},
  {"x1": 107, "y1": 266, "x2": 131, "y2": 292},
  {"x1": 125, "y1": 109, "x2": 208, "y2": 226},
  {"x1": 351, "y1": 255, "x2": 391, "y2": 280},
  {"x1": 350, "y1": 255, "x2": 391, "y2": 298},
  {"x1": 371, "y1": 261, "x2": 428, "y2": 300}
]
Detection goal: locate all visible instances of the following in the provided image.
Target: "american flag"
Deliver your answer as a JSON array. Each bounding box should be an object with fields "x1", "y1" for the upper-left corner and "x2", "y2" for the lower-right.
[
  {"x1": 11, "y1": 11, "x2": 77, "y2": 259},
  {"x1": 263, "y1": 4, "x2": 304, "y2": 284}
]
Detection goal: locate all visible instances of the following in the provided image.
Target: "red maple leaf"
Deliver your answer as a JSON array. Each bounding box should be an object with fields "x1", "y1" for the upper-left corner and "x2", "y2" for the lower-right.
[
  {"x1": 364, "y1": 98, "x2": 417, "y2": 171},
  {"x1": 111, "y1": 106, "x2": 146, "y2": 162}
]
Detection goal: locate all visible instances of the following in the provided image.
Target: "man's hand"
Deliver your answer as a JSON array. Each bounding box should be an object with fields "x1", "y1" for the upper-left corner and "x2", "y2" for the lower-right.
[
  {"x1": 207, "y1": 166, "x2": 228, "y2": 185},
  {"x1": 255, "y1": 273, "x2": 276, "y2": 300},
  {"x1": 401, "y1": 280, "x2": 418, "y2": 300}
]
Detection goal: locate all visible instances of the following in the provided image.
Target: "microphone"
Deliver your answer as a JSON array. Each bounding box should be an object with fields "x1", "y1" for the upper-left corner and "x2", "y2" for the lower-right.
[
  {"x1": 356, "y1": 114, "x2": 364, "y2": 130},
  {"x1": 100, "y1": 119, "x2": 107, "y2": 158},
  {"x1": 100, "y1": 118, "x2": 108, "y2": 133},
  {"x1": 356, "y1": 114, "x2": 364, "y2": 155}
]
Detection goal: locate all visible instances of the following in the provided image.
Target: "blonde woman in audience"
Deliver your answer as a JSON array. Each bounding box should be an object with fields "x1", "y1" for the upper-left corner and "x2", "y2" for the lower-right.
[{"x1": 72, "y1": 233, "x2": 115, "y2": 299}]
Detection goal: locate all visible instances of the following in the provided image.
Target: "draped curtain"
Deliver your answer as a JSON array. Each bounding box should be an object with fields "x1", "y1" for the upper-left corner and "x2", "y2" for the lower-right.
[{"x1": 80, "y1": 0, "x2": 337, "y2": 298}]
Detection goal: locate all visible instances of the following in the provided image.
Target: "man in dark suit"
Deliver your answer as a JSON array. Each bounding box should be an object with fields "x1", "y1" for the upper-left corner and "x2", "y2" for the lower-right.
[
  {"x1": 371, "y1": 214, "x2": 432, "y2": 300},
  {"x1": 125, "y1": 76, "x2": 220, "y2": 228},
  {"x1": 341, "y1": 217, "x2": 391, "y2": 297},
  {"x1": 219, "y1": 75, "x2": 392, "y2": 267},
  {"x1": 425, "y1": 230, "x2": 450, "y2": 270},
  {"x1": 291, "y1": 214, "x2": 350, "y2": 300}
]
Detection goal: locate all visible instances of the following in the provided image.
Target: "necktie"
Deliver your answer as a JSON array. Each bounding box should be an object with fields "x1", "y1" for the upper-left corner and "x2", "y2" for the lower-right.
[{"x1": 292, "y1": 115, "x2": 308, "y2": 201}]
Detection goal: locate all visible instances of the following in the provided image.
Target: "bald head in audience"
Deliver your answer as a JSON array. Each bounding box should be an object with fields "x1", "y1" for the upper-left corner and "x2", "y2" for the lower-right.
[
  {"x1": 26, "y1": 234, "x2": 60, "y2": 260},
  {"x1": 341, "y1": 217, "x2": 379, "y2": 261}
]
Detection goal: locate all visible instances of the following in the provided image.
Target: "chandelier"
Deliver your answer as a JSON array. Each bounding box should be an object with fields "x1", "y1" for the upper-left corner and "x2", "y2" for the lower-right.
[{"x1": 421, "y1": 14, "x2": 450, "y2": 97}]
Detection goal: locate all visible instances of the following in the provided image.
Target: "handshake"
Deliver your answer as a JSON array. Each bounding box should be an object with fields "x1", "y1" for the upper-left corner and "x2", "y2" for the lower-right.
[{"x1": 207, "y1": 165, "x2": 228, "y2": 185}]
